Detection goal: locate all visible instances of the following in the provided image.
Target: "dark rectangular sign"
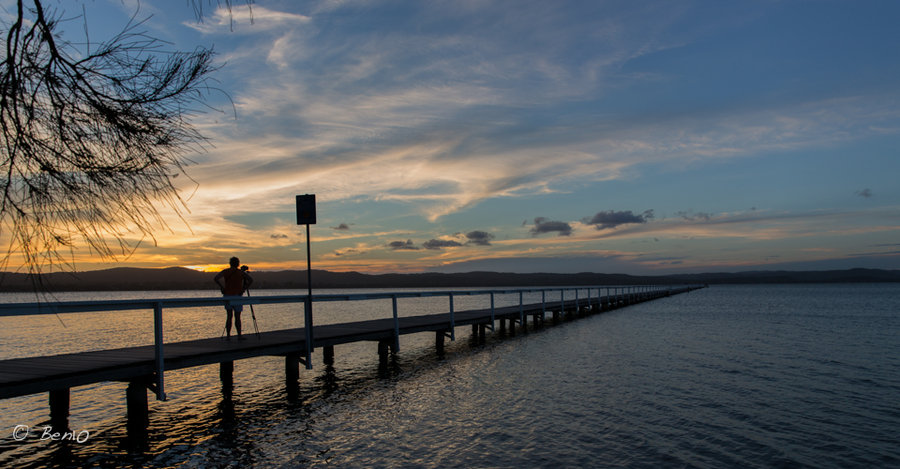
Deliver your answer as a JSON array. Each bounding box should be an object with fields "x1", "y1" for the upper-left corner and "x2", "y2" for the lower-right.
[{"x1": 296, "y1": 194, "x2": 316, "y2": 225}]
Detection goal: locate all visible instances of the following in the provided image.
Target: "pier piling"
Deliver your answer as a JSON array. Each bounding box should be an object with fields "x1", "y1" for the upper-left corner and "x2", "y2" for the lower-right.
[
  {"x1": 378, "y1": 339, "x2": 390, "y2": 366},
  {"x1": 48, "y1": 388, "x2": 69, "y2": 432},
  {"x1": 323, "y1": 346, "x2": 335, "y2": 366},
  {"x1": 285, "y1": 354, "x2": 301, "y2": 400},
  {"x1": 126, "y1": 378, "x2": 150, "y2": 435},
  {"x1": 285, "y1": 354, "x2": 300, "y2": 384},
  {"x1": 435, "y1": 330, "x2": 446, "y2": 355},
  {"x1": 220, "y1": 361, "x2": 234, "y2": 387}
]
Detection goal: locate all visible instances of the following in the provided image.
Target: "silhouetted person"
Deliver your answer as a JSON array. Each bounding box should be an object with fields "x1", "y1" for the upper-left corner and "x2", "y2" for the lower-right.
[{"x1": 214, "y1": 257, "x2": 253, "y2": 338}]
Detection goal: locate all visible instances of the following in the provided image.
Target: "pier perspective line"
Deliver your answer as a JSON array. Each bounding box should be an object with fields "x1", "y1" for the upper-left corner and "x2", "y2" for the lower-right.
[{"x1": 0, "y1": 284, "x2": 704, "y2": 436}]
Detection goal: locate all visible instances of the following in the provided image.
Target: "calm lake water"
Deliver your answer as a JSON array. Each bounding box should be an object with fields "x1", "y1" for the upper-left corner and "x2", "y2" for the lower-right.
[{"x1": 1, "y1": 284, "x2": 898, "y2": 468}]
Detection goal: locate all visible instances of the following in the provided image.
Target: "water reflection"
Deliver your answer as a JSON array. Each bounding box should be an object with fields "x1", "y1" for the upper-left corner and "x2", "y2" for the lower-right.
[
  {"x1": 377, "y1": 351, "x2": 403, "y2": 379},
  {"x1": 315, "y1": 365, "x2": 339, "y2": 398}
]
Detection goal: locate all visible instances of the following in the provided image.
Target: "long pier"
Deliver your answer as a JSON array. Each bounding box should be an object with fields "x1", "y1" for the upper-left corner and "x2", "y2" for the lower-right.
[{"x1": 0, "y1": 285, "x2": 703, "y2": 437}]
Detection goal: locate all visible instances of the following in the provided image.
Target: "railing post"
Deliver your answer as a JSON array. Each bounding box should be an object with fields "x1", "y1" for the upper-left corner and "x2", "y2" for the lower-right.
[
  {"x1": 519, "y1": 291, "x2": 524, "y2": 325},
  {"x1": 575, "y1": 288, "x2": 580, "y2": 313},
  {"x1": 490, "y1": 292, "x2": 495, "y2": 324},
  {"x1": 304, "y1": 297, "x2": 313, "y2": 369},
  {"x1": 392, "y1": 295, "x2": 400, "y2": 352},
  {"x1": 153, "y1": 302, "x2": 166, "y2": 401},
  {"x1": 560, "y1": 289, "x2": 565, "y2": 316},
  {"x1": 541, "y1": 290, "x2": 546, "y2": 315},
  {"x1": 449, "y1": 293, "x2": 455, "y2": 341}
]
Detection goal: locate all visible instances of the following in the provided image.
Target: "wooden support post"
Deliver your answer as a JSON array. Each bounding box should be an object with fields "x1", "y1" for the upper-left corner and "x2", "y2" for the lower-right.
[
  {"x1": 220, "y1": 361, "x2": 234, "y2": 399},
  {"x1": 472, "y1": 323, "x2": 478, "y2": 336},
  {"x1": 378, "y1": 339, "x2": 390, "y2": 366},
  {"x1": 285, "y1": 354, "x2": 299, "y2": 384},
  {"x1": 49, "y1": 388, "x2": 69, "y2": 431},
  {"x1": 499, "y1": 318, "x2": 506, "y2": 333},
  {"x1": 478, "y1": 323, "x2": 486, "y2": 342},
  {"x1": 285, "y1": 353, "x2": 301, "y2": 401},
  {"x1": 323, "y1": 345, "x2": 335, "y2": 366},
  {"x1": 553, "y1": 310, "x2": 560, "y2": 322},
  {"x1": 126, "y1": 378, "x2": 150, "y2": 436},
  {"x1": 220, "y1": 361, "x2": 234, "y2": 387},
  {"x1": 435, "y1": 330, "x2": 445, "y2": 355}
]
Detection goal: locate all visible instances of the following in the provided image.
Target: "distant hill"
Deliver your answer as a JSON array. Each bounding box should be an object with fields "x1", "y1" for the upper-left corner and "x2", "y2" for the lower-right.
[{"x1": 0, "y1": 267, "x2": 898, "y2": 292}]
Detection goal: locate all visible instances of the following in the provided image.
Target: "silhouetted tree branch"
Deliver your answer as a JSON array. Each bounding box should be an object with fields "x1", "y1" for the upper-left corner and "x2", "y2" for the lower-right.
[{"x1": 0, "y1": 0, "x2": 227, "y2": 275}]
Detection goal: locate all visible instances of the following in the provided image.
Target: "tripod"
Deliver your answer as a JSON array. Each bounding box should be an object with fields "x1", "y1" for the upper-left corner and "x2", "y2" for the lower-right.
[{"x1": 245, "y1": 288, "x2": 261, "y2": 339}]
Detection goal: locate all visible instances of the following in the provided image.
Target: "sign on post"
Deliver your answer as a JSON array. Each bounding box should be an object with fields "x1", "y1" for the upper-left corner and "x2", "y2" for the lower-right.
[
  {"x1": 296, "y1": 194, "x2": 316, "y2": 225},
  {"x1": 296, "y1": 194, "x2": 316, "y2": 369}
]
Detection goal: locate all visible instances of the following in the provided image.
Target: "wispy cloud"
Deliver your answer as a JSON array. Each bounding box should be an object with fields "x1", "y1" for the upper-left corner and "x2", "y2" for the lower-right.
[
  {"x1": 185, "y1": 5, "x2": 311, "y2": 34},
  {"x1": 175, "y1": 0, "x2": 900, "y2": 229},
  {"x1": 38, "y1": 1, "x2": 900, "y2": 274}
]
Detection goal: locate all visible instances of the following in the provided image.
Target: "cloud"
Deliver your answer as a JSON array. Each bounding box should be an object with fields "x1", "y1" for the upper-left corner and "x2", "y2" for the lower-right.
[
  {"x1": 189, "y1": 0, "x2": 900, "y2": 225},
  {"x1": 465, "y1": 230, "x2": 494, "y2": 246},
  {"x1": 185, "y1": 5, "x2": 311, "y2": 34},
  {"x1": 332, "y1": 223, "x2": 351, "y2": 230},
  {"x1": 270, "y1": 233, "x2": 289, "y2": 239},
  {"x1": 675, "y1": 210, "x2": 712, "y2": 221},
  {"x1": 387, "y1": 239, "x2": 419, "y2": 250},
  {"x1": 530, "y1": 217, "x2": 573, "y2": 236},
  {"x1": 423, "y1": 239, "x2": 464, "y2": 250},
  {"x1": 584, "y1": 210, "x2": 654, "y2": 230},
  {"x1": 856, "y1": 188, "x2": 873, "y2": 198},
  {"x1": 323, "y1": 242, "x2": 377, "y2": 259}
]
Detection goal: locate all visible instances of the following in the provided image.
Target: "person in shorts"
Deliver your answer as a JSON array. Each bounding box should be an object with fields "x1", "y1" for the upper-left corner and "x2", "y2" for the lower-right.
[{"x1": 214, "y1": 257, "x2": 253, "y2": 338}]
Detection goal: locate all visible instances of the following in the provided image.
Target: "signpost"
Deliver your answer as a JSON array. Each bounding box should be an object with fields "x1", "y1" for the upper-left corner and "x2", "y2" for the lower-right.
[{"x1": 296, "y1": 194, "x2": 316, "y2": 369}]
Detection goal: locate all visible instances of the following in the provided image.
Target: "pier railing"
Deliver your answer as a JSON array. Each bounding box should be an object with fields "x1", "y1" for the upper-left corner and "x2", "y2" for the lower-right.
[{"x1": 0, "y1": 285, "x2": 698, "y2": 401}]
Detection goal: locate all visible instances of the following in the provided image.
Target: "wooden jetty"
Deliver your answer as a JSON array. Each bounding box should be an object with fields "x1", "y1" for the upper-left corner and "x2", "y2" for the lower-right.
[{"x1": 0, "y1": 285, "x2": 703, "y2": 436}]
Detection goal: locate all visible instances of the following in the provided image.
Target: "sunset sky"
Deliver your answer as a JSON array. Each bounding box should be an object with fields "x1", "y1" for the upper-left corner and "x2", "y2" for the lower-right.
[{"x1": 10, "y1": 0, "x2": 900, "y2": 274}]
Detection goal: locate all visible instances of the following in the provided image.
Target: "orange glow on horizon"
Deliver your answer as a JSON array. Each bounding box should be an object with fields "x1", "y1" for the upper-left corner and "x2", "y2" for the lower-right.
[{"x1": 182, "y1": 265, "x2": 223, "y2": 273}]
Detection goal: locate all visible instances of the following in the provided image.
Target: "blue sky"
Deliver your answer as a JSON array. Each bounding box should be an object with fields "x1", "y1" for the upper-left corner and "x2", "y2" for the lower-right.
[{"x1": 9, "y1": 0, "x2": 900, "y2": 274}]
